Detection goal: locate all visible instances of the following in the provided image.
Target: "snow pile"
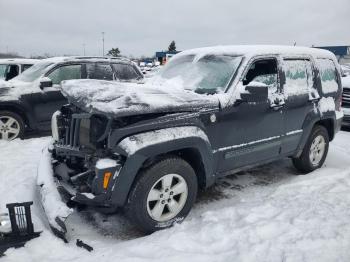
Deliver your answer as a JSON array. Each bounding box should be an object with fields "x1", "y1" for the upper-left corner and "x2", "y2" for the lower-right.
[
  {"x1": 2, "y1": 133, "x2": 350, "y2": 261},
  {"x1": 60, "y1": 79, "x2": 220, "y2": 116},
  {"x1": 318, "y1": 97, "x2": 335, "y2": 114}
]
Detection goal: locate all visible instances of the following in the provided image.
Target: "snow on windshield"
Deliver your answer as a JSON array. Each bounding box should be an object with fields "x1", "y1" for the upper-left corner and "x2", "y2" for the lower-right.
[
  {"x1": 14, "y1": 61, "x2": 53, "y2": 82},
  {"x1": 152, "y1": 54, "x2": 242, "y2": 94}
]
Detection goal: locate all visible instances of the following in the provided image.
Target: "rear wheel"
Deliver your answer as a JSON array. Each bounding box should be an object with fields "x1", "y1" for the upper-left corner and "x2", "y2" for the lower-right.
[
  {"x1": 292, "y1": 125, "x2": 329, "y2": 173},
  {"x1": 0, "y1": 111, "x2": 25, "y2": 140},
  {"x1": 125, "y1": 156, "x2": 198, "y2": 233}
]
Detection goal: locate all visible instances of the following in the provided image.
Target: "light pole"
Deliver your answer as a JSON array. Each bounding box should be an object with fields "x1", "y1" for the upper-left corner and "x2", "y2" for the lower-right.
[
  {"x1": 82, "y1": 43, "x2": 86, "y2": 56},
  {"x1": 102, "y1": 32, "x2": 105, "y2": 57}
]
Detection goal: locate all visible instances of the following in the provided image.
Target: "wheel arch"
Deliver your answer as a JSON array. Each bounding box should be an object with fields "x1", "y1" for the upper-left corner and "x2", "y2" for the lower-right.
[
  {"x1": 296, "y1": 113, "x2": 335, "y2": 157},
  {"x1": 0, "y1": 103, "x2": 32, "y2": 128},
  {"x1": 108, "y1": 127, "x2": 215, "y2": 207}
]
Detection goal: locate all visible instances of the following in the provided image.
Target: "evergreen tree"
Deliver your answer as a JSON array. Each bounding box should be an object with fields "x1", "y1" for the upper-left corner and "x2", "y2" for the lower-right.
[
  {"x1": 107, "y1": 47, "x2": 121, "y2": 57},
  {"x1": 168, "y1": 41, "x2": 176, "y2": 52}
]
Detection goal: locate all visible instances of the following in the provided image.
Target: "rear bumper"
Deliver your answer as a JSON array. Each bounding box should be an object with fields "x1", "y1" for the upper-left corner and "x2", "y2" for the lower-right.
[{"x1": 37, "y1": 146, "x2": 121, "y2": 240}]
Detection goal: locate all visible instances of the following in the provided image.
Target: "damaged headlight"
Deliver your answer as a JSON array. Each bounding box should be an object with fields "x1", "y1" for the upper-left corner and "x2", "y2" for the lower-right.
[
  {"x1": 79, "y1": 115, "x2": 108, "y2": 148},
  {"x1": 51, "y1": 111, "x2": 61, "y2": 141}
]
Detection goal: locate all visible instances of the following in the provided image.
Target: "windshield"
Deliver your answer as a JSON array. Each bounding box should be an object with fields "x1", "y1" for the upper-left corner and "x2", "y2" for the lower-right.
[
  {"x1": 13, "y1": 61, "x2": 53, "y2": 82},
  {"x1": 0, "y1": 64, "x2": 8, "y2": 79},
  {"x1": 156, "y1": 54, "x2": 242, "y2": 94}
]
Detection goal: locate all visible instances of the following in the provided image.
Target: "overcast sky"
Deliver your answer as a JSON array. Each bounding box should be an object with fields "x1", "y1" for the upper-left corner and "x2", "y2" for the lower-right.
[{"x1": 0, "y1": 0, "x2": 349, "y2": 58}]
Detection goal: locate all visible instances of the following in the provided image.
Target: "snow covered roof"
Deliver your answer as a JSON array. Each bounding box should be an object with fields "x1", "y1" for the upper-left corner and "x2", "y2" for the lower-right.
[
  {"x1": 40, "y1": 56, "x2": 133, "y2": 64},
  {"x1": 0, "y1": 58, "x2": 40, "y2": 64},
  {"x1": 176, "y1": 45, "x2": 337, "y2": 61}
]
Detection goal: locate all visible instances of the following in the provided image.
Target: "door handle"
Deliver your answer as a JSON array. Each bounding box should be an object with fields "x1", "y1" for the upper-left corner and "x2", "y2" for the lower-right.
[
  {"x1": 271, "y1": 104, "x2": 284, "y2": 111},
  {"x1": 309, "y1": 97, "x2": 321, "y2": 103}
]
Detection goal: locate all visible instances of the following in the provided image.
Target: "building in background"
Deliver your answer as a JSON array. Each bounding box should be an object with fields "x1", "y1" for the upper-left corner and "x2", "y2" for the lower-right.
[
  {"x1": 155, "y1": 51, "x2": 180, "y2": 65},
  {"x1": 315, "y1": 46, "x2": 350, "y2": 64}
]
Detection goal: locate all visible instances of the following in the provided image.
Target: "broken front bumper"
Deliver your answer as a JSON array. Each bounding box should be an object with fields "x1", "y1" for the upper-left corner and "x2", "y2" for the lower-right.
[
  {"x1": 37, "y1": 147, "x2": 73, "y2": 241},
  {"x1": 37, "y1": 146, "x2": 121, "y2": 241}
]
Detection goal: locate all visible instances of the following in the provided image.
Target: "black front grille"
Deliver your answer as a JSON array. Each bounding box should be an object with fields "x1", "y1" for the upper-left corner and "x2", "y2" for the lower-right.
[
  {"x1": 63, "y1": 117, "x2": 81, "y2": 148},
  {"x1": 342, "y1": 88, "x2": 350, "y2": 107}
]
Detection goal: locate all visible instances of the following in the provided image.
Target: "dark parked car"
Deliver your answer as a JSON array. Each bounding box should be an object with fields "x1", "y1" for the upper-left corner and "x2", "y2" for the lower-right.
[
  {"x1": 38, "y1": 46, "x2": 343, "y2": 238},
  {"x1": 0, "y1": 58, "x2": 39, "y2": 81},
  {"x1": 0, "y1": 56, "x2": 143, "y2": 140}
]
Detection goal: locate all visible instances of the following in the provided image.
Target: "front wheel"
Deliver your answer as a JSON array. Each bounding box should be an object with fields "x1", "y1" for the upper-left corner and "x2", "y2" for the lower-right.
[
  {"x1": 125, "y1": 156, "x2": 198, "y2": 233},
  {"x1": 292, "y1": 125, "x2": 329, "y2": 173},
  {"x1": 0, "y1": 111, "x2": 25, "y2": 140}
]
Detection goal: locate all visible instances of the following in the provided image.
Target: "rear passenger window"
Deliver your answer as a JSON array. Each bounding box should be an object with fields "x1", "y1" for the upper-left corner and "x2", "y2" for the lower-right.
[
  {"x1": 283, "y1": 60, "x2": 311, "y2": 97},
  {"x1": 112, "y1": 63, "x2": 141, "y2": 81},
  {"x1": 316, "y1": 59, "x2": 338, "y2": 94},
  {"x1": 47, "y1": 64, "x2": 82, "y2": 85},
  {"x1": 86, "y1": 63, "x2": 113, "y2": 80}
]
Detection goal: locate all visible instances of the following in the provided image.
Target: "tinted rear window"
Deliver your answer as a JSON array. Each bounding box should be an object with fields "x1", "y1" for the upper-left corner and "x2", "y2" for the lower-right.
[{"x1": 112, "y1": 63, "x2": 141, "y2": 81}]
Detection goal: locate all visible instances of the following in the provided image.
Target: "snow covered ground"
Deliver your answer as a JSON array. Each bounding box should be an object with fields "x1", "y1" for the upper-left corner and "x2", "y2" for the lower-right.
[{"x1": 1, "y1": 132, "x2": 350, "y2": 262}]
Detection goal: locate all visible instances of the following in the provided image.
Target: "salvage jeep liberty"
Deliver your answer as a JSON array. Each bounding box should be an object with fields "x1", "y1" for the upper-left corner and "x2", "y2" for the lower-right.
[{"x1": 37, "y1": 45, "x2": 343, "y2": 238}]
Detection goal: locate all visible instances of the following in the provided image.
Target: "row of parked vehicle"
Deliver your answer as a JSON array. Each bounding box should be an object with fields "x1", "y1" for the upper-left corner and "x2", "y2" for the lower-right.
[
  {"x1": 0, "y1": 56, "x2": 144, "y2": 140},
  {"x1": 0, "y1": 46, "x2": 346, "y2": 236}
]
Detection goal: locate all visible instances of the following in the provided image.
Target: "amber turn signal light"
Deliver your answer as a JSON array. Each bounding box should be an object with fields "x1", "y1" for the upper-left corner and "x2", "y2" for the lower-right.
[{"x1": 103, "y1": 172, "x2": 112, "y2": 189}]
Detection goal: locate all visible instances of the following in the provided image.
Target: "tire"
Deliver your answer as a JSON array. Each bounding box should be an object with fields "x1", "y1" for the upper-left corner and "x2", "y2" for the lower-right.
[
  {"x1": 125, "y1": 156, "x2": 198, "y2": 233},
  {"x1": 0, "y1": 111, "x2": 25, "y2": 140},
  {"x1": 292, "y1": 125, "x2": 329, "y2": 173}
]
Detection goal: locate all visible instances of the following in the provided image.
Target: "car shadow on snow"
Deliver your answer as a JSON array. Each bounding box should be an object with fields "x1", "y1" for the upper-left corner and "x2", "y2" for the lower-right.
[{"x1": 66, "y1": 158, "x2": 298, "y2": 242}]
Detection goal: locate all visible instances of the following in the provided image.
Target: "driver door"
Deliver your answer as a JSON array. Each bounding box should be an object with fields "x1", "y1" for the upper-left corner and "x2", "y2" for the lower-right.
[{"x1": 214, "y1": 57, "x2": 285, "y2": 173}]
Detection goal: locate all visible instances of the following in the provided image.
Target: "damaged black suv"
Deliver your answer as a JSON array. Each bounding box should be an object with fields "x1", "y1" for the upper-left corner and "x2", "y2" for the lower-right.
[{"x1": 38, "y1": 45, "x2": 343, "y2": 237}]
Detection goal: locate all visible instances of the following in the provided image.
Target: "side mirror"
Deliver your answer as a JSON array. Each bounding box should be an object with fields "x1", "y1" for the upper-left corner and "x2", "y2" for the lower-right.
[
  {"x1": 39, "y1": 77, "x2": 53, "y2": 89},
  {"x1": 240, "y1": 82, "x2": 268, "y2": 103}
]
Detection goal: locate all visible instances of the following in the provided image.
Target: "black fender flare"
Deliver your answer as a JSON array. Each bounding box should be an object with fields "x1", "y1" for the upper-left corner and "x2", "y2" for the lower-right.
[
  {"x1": 295, "y1": 107, "x2": 336, "y2": 157},
  {"x1": 108, "y1": 126, "x2": 214, "y2": 207}
]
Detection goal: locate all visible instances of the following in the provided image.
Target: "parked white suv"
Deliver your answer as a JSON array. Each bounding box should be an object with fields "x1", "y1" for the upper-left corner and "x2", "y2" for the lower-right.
[{"x1": 0, "y1": 59, "x2": 39, "y2": 81}]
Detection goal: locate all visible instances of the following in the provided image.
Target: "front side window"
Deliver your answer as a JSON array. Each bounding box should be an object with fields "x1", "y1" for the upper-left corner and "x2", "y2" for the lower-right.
[
  {"x1": 86, "y1": 63, "x2": 113, "y2": 80},
  {"x1": 316, "y1": 59, "x2": 338, "y2": 94},
  {"x1": 5, "y1": 65, "x2": 19, "y2": 80},
  {"x1": 112, "y1": 63, "x2": 142, "y2": 81},
  {"x1": 243, "y1": 59, "x2": 278, "y2": 93},
  {"x1": 155, "y1": 54, "x2": 242, "y2": 94},
  {"x1": 47, "y1": 64, "x2": 82, "y2": 85},
  {"x1": 14, "y1": 61, "x2": 53, "y2": 82}
]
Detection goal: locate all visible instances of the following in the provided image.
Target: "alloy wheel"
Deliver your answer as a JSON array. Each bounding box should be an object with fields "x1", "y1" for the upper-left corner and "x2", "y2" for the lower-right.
[
  {"x1": 0, "y1": 116, "x2": 21, "y2": 140},
  {"x1": 309, "y1": 135, "x2": 326, "y2": 166},
  {"x1": 146, "y1": 173, "x2": 188, "y2": 222}
]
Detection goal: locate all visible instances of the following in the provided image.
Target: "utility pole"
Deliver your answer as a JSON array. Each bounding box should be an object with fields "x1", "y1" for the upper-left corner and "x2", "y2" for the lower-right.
[
  {"x1": 82, "y1": 43, "x2": 86, "y2": 56},
  {"x1": 102, "y1": 32, "x2": 105, "y2": 57}
]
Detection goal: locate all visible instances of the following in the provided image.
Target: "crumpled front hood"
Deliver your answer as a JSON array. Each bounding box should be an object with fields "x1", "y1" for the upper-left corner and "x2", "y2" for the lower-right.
[{"x1": 60, "y1": 79, "x2": 220, "y2": 117}]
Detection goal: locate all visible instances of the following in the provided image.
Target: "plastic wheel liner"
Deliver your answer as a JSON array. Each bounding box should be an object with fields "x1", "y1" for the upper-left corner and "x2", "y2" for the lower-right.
[{"x1": 36, "y1": 147, "x2": 73, "y2": 242}]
